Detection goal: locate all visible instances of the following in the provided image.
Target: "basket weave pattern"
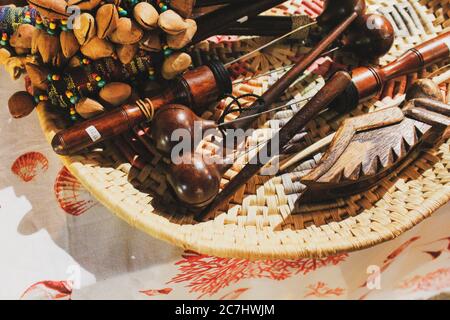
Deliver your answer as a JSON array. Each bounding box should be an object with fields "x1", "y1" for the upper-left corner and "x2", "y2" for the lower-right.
[{"x1": 37, "y1": 0, "x2": 450, "y2": 259}]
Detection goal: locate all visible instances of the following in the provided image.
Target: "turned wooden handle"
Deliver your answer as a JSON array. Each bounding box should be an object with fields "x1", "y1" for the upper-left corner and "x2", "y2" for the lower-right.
[
  {"x1": 51, "y1": 104, "x2": 144, "y2": 156},
  {"x1": 353, "y1": 31, "x2": 450, "y2": 102}
]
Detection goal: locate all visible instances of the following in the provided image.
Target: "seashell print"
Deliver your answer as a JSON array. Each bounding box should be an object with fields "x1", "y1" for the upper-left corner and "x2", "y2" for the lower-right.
[
  {"x1": 54, "y1": 167, "x2": 97, "y2": 216},
  {"x1": 11, "y1": 152, "x2": 49, "y2": 182},
  {"x1": 20, "y1": 281, "x2": 72, "y2": 300}
]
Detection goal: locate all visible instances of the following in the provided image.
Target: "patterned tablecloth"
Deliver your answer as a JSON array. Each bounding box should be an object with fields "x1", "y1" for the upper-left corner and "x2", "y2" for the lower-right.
[{"x1": 1, "y1": 66, "x2": 450, "y2": 300}]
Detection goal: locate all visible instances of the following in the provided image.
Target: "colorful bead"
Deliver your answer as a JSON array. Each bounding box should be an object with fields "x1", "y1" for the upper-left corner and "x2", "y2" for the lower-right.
[
  {"x1": 118, "y1": 7, "x2": 128, "y2": 16},
  {"x1": 95, "y1": 76, "x2": 102, "y2": 82},
  {"x1": 39, "y1": 95, "x2": 47, "y2": 101},
  {"x1": 97, "y1": 80, "x2": 106, "y2": 88},
  {"x1": 65, "y1": 91, "x2": 73, "y2": 98},
  {"x1": 81, "y1": 58, "x2": 90, "y2": 65},
  {"x1": 70, "y1": 115, "x2": 77, "y2": 121},
  {"x1": 49, "y1": 22, "x2": 57, "y2": 30},
  {"x1": 69, "y1": 96, "x2": 77, "y2": 104},
  {"x1": 69, "y1": 108, "x2": 76, "y2": 115}
]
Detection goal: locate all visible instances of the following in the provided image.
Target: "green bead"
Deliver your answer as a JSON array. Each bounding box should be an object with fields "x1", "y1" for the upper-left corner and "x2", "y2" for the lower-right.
[
  {"x1": 164, "y1": 49, "x2": 172, "y2": 56},
  {"x1": 60, "y1": 26, "x2": 68, "y2": 32},
  {"x1": 69, "y1": 96, "x2": 77, "y2": 104},
  {"x1": 161, "y1": 5, "x2": 168, "y2": 11},
  {"x1": 70, "y1": 115, "x2": 77, "y2": 121},
  {"x1": 47, "y1": 29, "x2": 56, "y2": 35},
  {"x1": 34, "y1": 96, "x2": 40, "y2": 103},
  {"x1": 98, "y1": 80, "x2": 106, "y2": 88},
  {"x1": 0, "y1": 40, "x2": 6, "y2": 46}
]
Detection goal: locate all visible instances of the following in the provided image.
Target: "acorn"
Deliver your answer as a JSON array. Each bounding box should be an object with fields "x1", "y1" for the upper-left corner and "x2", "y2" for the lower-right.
[
  {"x1": 75, "y1": 97, "x2": 105, "y2": 119},
  {"x1": 73, "y1": 13, "x2": 96, "y2": 45},
  {"x1": 60, "y1": 31, "x2": 80, "y2": 58},
  {"x1": 99, "y1": 82, "x2": 132, "y2": 107},
  {"x1": 133, "y1": 2, "x2": 159, "y2": 30},
  {"x1": 116, "y1": 43, "x2": 138, "y2": 64},
  {"x1": 158, "y1": 10, "x2": 189, "y2": 35},
  {"x1": 161, "y1": 52, "x2": 192, "y2": 80},
  {"x1": 96, "y1": 4, "x2": 119, "y2": 39},
  {"x1": 109, "y1": 17, "x2": 143, "y2": 45},
  {"x1": 80, "y1": 36, "x2": 115, "y2": 60},
  {"x1": 8, "y1": 91, "x2": 36, "y2": 118},
  {"x1": 166, "y1": 19, "x2": 197, "y2": 49},
  {"x1": 67, "y1": 0, "x2": 102, "y2": 11}
]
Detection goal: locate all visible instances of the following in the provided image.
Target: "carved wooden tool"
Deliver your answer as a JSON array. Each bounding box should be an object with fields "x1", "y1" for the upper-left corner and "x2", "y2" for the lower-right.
[
  {"x1": 197, "y1": 31, "x2": 450, "y2": 220},
  {"x1": 51, "y1": 61, "x2": 232, "y2": 155},
  {"x1": 299, "y1": 97, "x2": 450, "y2": 203}
]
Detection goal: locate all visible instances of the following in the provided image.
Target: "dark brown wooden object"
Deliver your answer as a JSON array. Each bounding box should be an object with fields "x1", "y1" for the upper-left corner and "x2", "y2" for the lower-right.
[
  {"x1": 299, "y1": 97, "x2": 450, "y2": 203},
  {"x1": 51, "y1": 61, "x2": 232, "y2": 155},
  {"x1": 334, "y1": 31, "x2": 450, "y2": 114},
  {"x1": 196, "y1": 32, "x2": 450, "y2": 220},
  {"x1": 152, "y1": 1, "x2": 379, "y2": 155},
  {"x1": 191, "y1": 0, "x2": 287, "y2": 44}
]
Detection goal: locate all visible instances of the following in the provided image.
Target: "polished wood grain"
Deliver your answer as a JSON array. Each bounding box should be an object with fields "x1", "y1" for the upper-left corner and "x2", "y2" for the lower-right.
[
  {"x1": 299, "y1": 96, "x2": 450, "y2": 203},
  {"x1": 51, "y1": 64, "x2": 231, "y2": 155}
]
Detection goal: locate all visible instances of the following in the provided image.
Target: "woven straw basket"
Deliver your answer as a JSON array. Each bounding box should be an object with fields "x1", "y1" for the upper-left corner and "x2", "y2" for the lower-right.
[{"x1": 37, "y1": 0, "x2": 450, "y2": 259}]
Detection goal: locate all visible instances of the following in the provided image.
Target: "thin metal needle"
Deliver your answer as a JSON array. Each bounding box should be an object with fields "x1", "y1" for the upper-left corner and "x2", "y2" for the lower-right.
[{"x1": 224, "y1": 21, "x2": 318, "y2": 67}]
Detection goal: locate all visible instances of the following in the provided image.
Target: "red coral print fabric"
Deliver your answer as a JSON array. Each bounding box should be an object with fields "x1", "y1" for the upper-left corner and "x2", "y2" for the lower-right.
[
  {"x1": 169, "y1": 251, "x2": 347, "y2": 299},
  {"x1": 20, "y1": 281, "x2": 72, "y2": 300},
  {"x1": 11, "y1": 152, "x2": 49, "y2": 182},
  {"x1": 304, "y1": 282, "x2": 345, "y2": 298},
  {"x1": 54, "y1": 167, "x2": 98, "y2": 216},
  {"x1": 140, "y1": 288, "x2": 173, "y2": 297},
  {"x1": 399, "y1": 268, "x2": 450, "y2": 293},
  {"x1": 219, "y1": 288, "x2": 250, "y2": 300}
]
